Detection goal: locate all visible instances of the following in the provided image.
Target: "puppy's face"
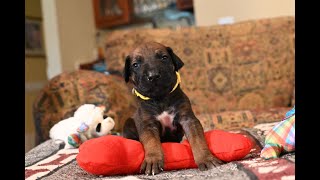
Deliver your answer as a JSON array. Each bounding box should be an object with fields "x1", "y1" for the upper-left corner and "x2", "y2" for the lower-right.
[{"x1": 124, "y1": 42, "x2": 184, "y2": 98}]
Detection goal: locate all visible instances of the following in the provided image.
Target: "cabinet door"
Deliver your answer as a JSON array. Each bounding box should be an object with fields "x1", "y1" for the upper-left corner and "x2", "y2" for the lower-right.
[{"x1": 92, "y1": 0, "x2": 133, "y2": 28}]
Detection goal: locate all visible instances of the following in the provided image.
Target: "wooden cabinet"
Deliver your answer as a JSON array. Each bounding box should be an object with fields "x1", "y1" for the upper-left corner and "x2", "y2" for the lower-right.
[
  {"x1": 92, "y1": 0, "x2": 133, "y2": 29},
  {"x1": 92, "y1": 0, "x2": 193, "y2": 29},
  {"x1": 176, "y1": 0, "x2": 193, "y2": 10}
]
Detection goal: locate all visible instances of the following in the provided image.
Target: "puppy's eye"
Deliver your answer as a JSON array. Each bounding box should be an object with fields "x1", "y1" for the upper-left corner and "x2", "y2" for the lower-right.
[
  {"x1": 132, "y1": 63, "x2": 139, "y2": 68},
  {"x1": 162, "y1": 55, "x2": 168, "y2": 60}
]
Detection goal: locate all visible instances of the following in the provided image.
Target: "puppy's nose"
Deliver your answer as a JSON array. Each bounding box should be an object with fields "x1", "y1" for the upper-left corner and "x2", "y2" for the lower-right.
[{"x1": 147, "y1": 72, "x2": 161, "y2": 81}]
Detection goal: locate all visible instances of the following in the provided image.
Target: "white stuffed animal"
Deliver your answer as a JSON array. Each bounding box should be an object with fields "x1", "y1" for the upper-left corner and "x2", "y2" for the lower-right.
[{"x1": 49, "y1": 104, "x2": 115, "y2": 149}]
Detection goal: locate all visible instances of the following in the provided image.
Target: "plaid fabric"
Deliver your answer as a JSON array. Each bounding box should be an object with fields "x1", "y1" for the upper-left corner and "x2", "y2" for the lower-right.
[{"x1": 260, "y1": 107, "x2": 295, "y2": 159}]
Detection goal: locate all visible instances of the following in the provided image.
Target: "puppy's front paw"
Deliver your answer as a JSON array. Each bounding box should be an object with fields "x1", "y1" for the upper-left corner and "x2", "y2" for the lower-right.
[
  {"x1": 195, "y1": 153, "x2": 224, "y2": 171},
  {"x1": 140, "y1": 153, "x2": 164, "y2": 175}
]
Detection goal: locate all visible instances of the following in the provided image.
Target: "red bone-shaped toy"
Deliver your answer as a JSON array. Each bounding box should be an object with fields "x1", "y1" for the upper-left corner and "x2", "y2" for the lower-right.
[{"x1": 76, "y1": 130, "x2": 253, "y2": 176}]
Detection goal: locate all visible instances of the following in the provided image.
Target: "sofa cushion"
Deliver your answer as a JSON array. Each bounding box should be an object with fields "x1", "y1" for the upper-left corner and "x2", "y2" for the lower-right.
[
  {"x1": 33, "y1": 70, "x2": 137, "y2": 144},
  {"x1": 103, "y1": 16, "x2": 295, "y2": 116},
  {"x1": 197, "y1": 107, "x2": 291, "y2": 131}
]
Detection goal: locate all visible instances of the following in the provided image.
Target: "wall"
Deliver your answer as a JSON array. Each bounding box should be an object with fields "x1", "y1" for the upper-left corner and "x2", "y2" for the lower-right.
[
  {"x1": 25, "y1": 0, "x2": 48, "y2": 153},
  {"x1": 194, "y1": 0, "x2": 295, "y2": 26},
  {"x1": 25, "y1": 0, "x2": 97, "y2": 152},
  {"x1": 42, "y1": 0, "x2": 96, "y2": 79}
]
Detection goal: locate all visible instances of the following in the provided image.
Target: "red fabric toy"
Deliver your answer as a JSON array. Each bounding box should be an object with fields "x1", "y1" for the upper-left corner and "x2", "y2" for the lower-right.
[{"x1": 76, "y1": 130, "x2": 253, "y2": 176}]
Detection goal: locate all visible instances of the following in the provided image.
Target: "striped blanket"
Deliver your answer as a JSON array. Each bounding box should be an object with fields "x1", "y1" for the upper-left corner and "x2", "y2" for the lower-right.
[{"x1": 25, "y1": 122, "x2": 295, "y2": 180}]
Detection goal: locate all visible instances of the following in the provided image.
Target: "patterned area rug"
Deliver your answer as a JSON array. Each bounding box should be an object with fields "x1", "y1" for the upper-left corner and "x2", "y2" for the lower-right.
[{"x1": 25, "y1": 122, "x2": 295, "y2": 180}]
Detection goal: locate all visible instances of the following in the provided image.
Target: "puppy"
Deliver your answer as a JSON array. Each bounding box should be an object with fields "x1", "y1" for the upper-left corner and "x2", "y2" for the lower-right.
[{"x1": 122, "y1": 42, "x2": 223, "y2": 175}]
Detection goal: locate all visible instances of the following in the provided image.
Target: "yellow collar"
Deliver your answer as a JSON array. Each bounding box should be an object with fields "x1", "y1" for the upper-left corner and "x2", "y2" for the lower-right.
[{"x1": 132, "y1": 71, "x2": 181, "y2": 100}]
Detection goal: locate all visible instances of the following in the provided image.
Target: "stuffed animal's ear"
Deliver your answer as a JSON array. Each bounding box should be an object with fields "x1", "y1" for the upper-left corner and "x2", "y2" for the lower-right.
[
  {"x1": 166, "y1": 47, "x2": 184, "y2": 71},
  {"x1": 96, "y1": 105, "x2": 106, "y2": 114},
  {"x1": 123, "y1": 55, "x2": 131, "y2": 83},
  {"x1": 97, "y1": 105, "x2": 106, "y2": 110}
]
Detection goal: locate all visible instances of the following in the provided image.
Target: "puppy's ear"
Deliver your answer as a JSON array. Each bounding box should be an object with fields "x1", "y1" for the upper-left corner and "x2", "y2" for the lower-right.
[
  {"x1": 123, "y1": 55, "x2": 131, "y2": 83},
  {"x1": 166, "y1": 47, "x2": 184, "y2": 71}
]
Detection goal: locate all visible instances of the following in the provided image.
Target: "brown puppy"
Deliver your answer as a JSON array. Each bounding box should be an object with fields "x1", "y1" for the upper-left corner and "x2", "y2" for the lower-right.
[{"x1": 123, "y1": 42, "x2": 223, "y2": 175}]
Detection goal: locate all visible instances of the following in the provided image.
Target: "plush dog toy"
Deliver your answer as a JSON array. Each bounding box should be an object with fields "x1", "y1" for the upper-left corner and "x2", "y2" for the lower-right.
[
  {"x1": 260, "y1": 106, "x2": 295, "y2": 159},
  {"x1": 49, "y1": 104, "x2": 115, "y2": 149}
]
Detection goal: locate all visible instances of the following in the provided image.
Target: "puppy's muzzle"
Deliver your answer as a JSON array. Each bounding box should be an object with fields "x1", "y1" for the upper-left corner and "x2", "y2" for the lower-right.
[{"x1": 146, "y1": 71, "x2": 161, "y2": 82}]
